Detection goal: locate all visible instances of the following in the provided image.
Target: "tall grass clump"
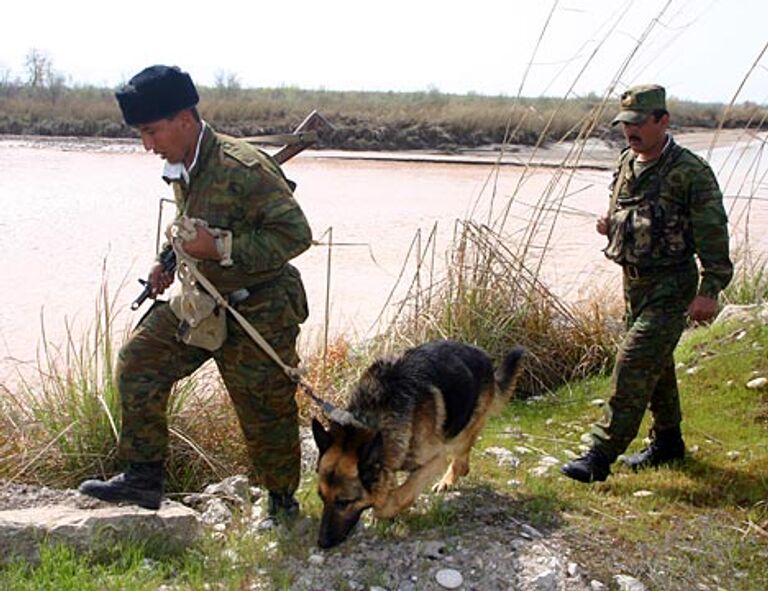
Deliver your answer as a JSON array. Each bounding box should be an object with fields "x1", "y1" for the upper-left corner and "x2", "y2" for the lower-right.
[
  {"x1": 379, "y1": 221, "x2": 619, "y2": 396},
  {"x1": 0, "y1": 282, "x2": 254, "y2": 492},
  {"x1": 724, "y1": 249, "x2": 768, "y2": 305},
  {"x1": 0, "y1": 282, "x2": 123, "y2": 487}
]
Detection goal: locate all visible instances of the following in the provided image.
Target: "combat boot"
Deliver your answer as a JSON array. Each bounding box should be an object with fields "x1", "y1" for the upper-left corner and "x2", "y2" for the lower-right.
[
  {"x1": 623, "y1": 427, "x2": 685, "y2": 471},
  {"x1": 79, "y1": 461, "x2": 164, "y2": 510},
  {"x1": 257, "y1": 491, "x2": 299, "y2": 531},
  {"x1": 561, "y1": 448, "x2": 611, "y2": 483}
]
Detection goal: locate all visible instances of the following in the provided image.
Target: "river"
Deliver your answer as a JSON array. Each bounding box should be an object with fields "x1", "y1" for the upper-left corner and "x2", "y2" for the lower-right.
[{"x1": 1, "y1": 131, "x2": 766, "y2": 383}]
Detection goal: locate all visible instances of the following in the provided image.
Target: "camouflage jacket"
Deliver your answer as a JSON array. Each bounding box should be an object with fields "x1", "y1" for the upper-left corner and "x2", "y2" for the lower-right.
[
  {"x1": 164, "y1": 125, "x2": 313, "y2": 326},
  {"x1": 604, "y1": 136, "x2": 733, "y2": 298}
]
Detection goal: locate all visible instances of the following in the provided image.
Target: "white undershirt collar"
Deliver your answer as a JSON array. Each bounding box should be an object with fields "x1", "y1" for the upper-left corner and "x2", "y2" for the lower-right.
[{"x1": 162, "y1": 120, "x2": 207, "y2": 185}]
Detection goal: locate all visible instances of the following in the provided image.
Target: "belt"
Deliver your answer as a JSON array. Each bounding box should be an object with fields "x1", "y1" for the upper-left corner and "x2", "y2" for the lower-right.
[
  {"x1": 226, "y1": 269, "x2": 287, "y2": 304},
  {"x1": 623, "y1": 261, "x2": 694, "y2": 281}
]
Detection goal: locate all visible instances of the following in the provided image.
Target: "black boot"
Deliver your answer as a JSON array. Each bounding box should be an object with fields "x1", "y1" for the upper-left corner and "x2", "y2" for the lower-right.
[
  {"x1": 623, "y1": 427, "x2": 685, "y2": 471},
  {"x1": 561, "y1": 448, "x2": 611, "y2": 483},
  {"x1": 257, "y1": 491, "x2": 299, "y2": 530},
  {"x1": 79, "y1": 461, "x2": 164, "y2": 510}
]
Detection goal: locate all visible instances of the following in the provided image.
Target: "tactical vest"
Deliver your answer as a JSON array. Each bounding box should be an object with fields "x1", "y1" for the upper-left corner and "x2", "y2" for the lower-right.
[{"x1": 603, "y1": 142, "x2": 694, "y2": 267}]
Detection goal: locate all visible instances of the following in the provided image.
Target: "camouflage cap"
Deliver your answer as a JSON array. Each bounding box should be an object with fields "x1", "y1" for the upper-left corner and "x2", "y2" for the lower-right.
[{"x1": 612, "y1": 84, "x2": 666, "y2": 125}]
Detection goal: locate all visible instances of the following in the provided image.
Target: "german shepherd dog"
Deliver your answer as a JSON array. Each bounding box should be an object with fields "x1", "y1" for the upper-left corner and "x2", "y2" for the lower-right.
[{"x1": 311, "y1": 339, "x2": 525, "y2": 548}]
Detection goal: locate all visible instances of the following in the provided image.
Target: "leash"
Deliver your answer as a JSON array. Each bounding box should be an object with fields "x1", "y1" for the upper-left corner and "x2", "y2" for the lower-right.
[{"x1": 170, "y1": 233, "x2": 364, "y2": 428}]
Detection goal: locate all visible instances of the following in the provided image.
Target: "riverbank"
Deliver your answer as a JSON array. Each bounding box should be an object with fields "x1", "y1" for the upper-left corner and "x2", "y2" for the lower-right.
[
  {"x1": 0, "y1": 126, "x2": 752, "y2": 169},
  {"x1": 2, "y1": 85, "x2": 765, "y2": 153}
]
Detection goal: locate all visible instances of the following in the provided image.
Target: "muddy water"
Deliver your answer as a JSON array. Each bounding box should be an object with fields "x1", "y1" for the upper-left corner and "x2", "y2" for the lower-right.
[{"x1": 1, "y1": 133, "x2": 766, "y2": 382}]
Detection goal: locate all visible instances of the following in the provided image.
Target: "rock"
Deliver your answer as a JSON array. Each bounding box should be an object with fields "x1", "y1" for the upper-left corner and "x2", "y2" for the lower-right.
[
  {"x1": 484, "y1": 446, "x2": 520, "y2": 468},
  {"x1": 201, "y1": 498, "x2": 233, "y2": 527},
  {"x1": 421, "y1": 540, "x2": 446, "y2": 559},
  {"x1": 590, "y1": 581, "x2": 607, "y2": 590},
  {"x1": 529, "y1": 466, "x2": 551, "y2": 477},
  {"x1": 746, "y1": 377, "x2": 767, "y2": 390},
  {"x1": 590, "y1": 398, "x2": 605, "y2": 407},
  {"x1": 435, "y1": 568, "x2": 463, "y2": 589},
  {"x1": 614, "y1": 574, "x2": 647, "y2": 590},
  {"x1": 0, "y1": 501, "x2": 200, "y2": 565},
  {"x1": 308, "y1": 553, "x2": 325, "y2": 566},
  {"x1": 182, "y1": 474, "x2": 258, "y2": 510},
  {"x1": 567, "y1": 561, "x2": 579, "y2": 577},
  {"x1": 726, "y1": 451, "x2": 741, "y2": 461},
  {"x1": 531, "y1": 568, "x2": 557, "y2": 591},
  {"x1": 632, "y1": 490, "x2": 654, "y2": 497},
  {"x1": 714, "y1": 303, "x2": 768, "y2": 326},
  {"x1": 520, "y1": 524, "x2": 543, "y2": 539}
]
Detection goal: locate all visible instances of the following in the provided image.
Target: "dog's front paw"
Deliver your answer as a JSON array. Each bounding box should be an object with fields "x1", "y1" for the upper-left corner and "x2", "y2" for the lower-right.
[{"x1": 431, "y1": 477, "x2": 455, "y2": 493}]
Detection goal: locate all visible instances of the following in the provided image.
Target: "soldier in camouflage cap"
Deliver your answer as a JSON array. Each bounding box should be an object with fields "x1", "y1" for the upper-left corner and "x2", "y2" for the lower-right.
[
  {"x1": 562, "y1": 84, "x2": 733, "y2": 483},
  {"x1": 80, "y1": 65, "x2": 313, "y2": 526}
]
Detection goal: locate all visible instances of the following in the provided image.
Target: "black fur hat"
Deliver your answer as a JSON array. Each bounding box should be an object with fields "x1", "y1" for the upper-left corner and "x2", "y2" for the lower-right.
[{"x1": 116, "y1": 65, "x2": 199, "y2": 125}]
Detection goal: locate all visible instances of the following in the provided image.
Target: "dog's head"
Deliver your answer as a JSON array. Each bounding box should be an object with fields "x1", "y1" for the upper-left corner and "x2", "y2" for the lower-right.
[{"x1": 311, "y1": 417, "x2": 384, "y2": 548}]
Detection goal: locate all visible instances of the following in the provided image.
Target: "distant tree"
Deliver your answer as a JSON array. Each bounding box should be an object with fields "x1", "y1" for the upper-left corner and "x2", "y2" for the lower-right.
[
  {"x1": 25, "y1": 48, "x2": 53, "y2": 88},
  {"x1": 214, "y1": 69, "x2": 241, "y2": 94},
  {"x1": 23, "y1": 48, "x2": 67, "y2": 102}
]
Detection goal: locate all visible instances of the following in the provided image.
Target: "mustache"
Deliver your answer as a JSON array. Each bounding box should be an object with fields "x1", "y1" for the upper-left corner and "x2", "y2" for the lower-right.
[{"x1": 628, "y1": 134, "x2": 642, "y2": 142}]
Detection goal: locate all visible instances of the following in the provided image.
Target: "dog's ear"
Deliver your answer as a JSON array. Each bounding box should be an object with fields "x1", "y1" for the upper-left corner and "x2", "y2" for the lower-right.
[
  {"x1": 312, "y1": 418, "x2": 333, "y2": 457},
  {"x1": 358, "y1": 431, "x2": 384, "y2": 492}
]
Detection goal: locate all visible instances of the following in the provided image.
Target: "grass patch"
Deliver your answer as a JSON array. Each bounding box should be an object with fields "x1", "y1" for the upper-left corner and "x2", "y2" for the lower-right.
[{"x1": 479, "y1": 317, "x2": 768, "y2": 590}]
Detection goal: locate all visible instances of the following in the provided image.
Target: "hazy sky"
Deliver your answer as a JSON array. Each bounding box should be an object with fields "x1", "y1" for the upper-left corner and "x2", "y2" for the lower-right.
[{"x1": 1, "y1": 0, "x2": 766, "y2": 103}]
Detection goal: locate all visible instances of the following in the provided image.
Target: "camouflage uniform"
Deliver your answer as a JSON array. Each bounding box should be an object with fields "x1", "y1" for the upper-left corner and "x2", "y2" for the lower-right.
[
  {"x1": 592, "y1": 136, "x2": 733, "y2": 460},
  {"x1": 117, "y1": 125, "x2": 312, "y2": 495}
]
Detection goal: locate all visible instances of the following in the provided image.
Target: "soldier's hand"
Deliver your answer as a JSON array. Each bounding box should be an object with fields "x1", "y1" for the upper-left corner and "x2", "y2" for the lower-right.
[
  {"x1": 181, "y1": 225, "x2": 221, "y2": 260},
  {"x1": 687, "y1": 295, "x2": 719, "y2": 323},
  {"x1": 149, "y1": 262, "x2": 174, "y2": 297},
  {"x1": 596, "y1": 214, "x2": 609, "y2": 236}
]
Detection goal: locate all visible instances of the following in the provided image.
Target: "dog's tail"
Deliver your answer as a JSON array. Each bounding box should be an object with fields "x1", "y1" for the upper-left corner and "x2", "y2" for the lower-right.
[{"x1": 494, "y1": 346, "x2": 526, "y2": 404}]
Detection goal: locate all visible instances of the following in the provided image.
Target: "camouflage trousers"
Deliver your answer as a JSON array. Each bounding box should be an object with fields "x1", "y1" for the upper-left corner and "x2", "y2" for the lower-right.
[
  {"x1": 592, "y1": 261, "x2": 698, "y2": 460},
  {"x1": 116, "y1": 301, "x2": 301, "y2": 495}
]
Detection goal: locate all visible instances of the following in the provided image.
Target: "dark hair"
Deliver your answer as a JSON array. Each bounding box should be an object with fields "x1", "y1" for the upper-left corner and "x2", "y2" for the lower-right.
[
  {"x1": 651, "y1": 109, "x2": 669, "y2": 122},
  {"x1": 168, "y1": 106, "x2": 201, "y2": 123}
]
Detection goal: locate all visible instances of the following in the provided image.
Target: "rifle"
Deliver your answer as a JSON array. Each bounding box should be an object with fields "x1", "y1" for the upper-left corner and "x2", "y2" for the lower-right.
[
  {"x1": 130, "y1": 245, "x2": 177, "y2": 310},
  {"x1": 129, "y1": 110, "x2": 333, "y2": 311}
]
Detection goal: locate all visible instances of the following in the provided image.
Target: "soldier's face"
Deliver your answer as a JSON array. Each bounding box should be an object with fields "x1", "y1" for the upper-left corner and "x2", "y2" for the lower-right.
[
  {"x1": 621, "y1": 113, "x2": 669, "y2": 159},
  {"x1": 137, "y1": 112, "x2": 196, "y2": 165}
]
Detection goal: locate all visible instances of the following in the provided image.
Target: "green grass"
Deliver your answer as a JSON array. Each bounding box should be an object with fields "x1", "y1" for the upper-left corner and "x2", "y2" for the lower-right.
[
  {"x1": 3, "y1": 315, "x2": 766, "y2": 590},
  {"x1": 477, "y1": 316, "x2": 768, "y2": 590}
]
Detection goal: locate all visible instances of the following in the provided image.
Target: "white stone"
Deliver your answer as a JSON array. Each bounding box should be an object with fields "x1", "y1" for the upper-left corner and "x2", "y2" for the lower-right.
[
  {"x1": 435, "y1": 568, "x2": 463, "y2": 589},
  {"x1": 567, "y1": 562, "x2": 579, "y2": 577},
  {"x1": 590, "y1": 581, "x2": 607, "y2": 590},
  {"x1": 614, "y1": 574, "x2": 647, "y2": 590},
  {"x1": 201, "y1": 498, "x2": 232, "y2": 526},
  {"x1": 0, "y1": 502, "x2": 200, "y2": 565},
  {"x1": 727, "y1": 451, "x2": 741, "y2": 461},
  {"x1": 686, "y1": 366, "x2": 700, "y2": 375},
  {"x1": 590, "y1": 398, "x2": 605, "y2": 407},
  {"x1": 484, "y1": 446, "x2": 520, "y2": 468},
  {"x1": 746, "y1": 377, "x2": 767, "y2": 390},
  {"x1": 308, "y1": 553, "x2": 325, "y2": 566},
  {"x1": 529, "y1": 466, "x2": 551, "y2": 477},
  {"x1": 531, "y1": 568, "x2": 556, "y2": 591},
  {"x1": 714, "y1": 304, "x2": 768, "y2": 326},
  {"x1": 632, "y1": 490, "x2": 654, "y2": 497},
  {"x1": 520, "y1": 524, "x2": 543, "y2": 539}
]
